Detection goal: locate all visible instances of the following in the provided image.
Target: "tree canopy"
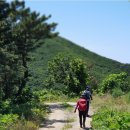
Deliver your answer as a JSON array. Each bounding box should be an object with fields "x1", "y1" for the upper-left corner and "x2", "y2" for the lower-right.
[
  {"x1": 0, "y1": 0, "x2": 57, "y2": 102},
  {"x1": 46, "y1": 53, "x2": 90, "y2": 96}
]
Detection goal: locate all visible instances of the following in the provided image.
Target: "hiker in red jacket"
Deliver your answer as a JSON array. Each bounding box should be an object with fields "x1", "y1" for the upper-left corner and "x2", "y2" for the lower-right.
[{"x1": 74, "y1": 95, "x2": 87, "y2": 128}]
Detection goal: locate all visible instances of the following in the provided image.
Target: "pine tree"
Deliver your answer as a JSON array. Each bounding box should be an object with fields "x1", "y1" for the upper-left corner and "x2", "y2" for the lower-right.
[
  {"x1": 9, "y1": 0, "x2": 57, "y2": 96},
  {"x1": 0, "y1": 0, "x2": 57, "y2": 101},
  {"x1": 0, "y1": 1, "x2": 22, "y2": 99}
]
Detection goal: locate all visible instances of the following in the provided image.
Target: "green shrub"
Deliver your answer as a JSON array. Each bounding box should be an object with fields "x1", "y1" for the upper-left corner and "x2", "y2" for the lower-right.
[
  {"x1": 31, "y1": 105, "x2": 49, "y2": 122},
  {"x1": 0, "y1": 100, "x2": 11, "y2": 114},
  {"x1": 101, "y1": 72, "x2": 130, "y2": 93},
  {"x1": 112, "y1": 88, "x2": 124, "y2": 98},
  {"x1": 0, "y1": 114, "x2": 18, "y2": 130},
  {"x1": 13, "y1": 87, "x2": 33, "y2": 104},
  {"x1": 11, "y1": 101, "x2": 48, "y2": 122},
  {"x1": 34, "y1": 89, "x2": 69, "y2": 102},
  {"x1": 92, "y1": 107, "x2": 130, "y2": 130},
  {"x1": 11, "y1": 103, "x2": 32, "y2": 119}
]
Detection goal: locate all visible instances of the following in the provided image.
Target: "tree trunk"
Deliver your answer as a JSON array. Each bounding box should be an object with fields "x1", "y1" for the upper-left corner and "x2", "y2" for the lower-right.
[{"x1": 17, "y1": 53, "x2": 28, "y2": 96}]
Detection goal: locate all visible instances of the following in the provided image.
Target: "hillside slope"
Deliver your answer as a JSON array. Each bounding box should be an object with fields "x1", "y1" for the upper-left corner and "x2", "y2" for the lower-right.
[{"x1": 28, "y1": 37, "x2": 130, "y2": 88}]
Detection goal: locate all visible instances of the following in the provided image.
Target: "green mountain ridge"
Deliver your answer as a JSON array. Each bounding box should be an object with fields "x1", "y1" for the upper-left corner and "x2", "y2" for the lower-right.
[{"x1": 28, "y1": 36, "x2": 130, "y2": 88}]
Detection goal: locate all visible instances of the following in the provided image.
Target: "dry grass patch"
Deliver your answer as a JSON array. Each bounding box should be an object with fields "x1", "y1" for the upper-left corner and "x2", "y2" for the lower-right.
[{"x1": 92, "y1": 94, "x2": 130, "y2": 112}]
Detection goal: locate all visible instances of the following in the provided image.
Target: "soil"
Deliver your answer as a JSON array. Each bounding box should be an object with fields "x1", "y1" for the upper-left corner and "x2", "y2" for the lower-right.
[{"x1": 39, "y1": 102, "x2": 93, "y2": 130}]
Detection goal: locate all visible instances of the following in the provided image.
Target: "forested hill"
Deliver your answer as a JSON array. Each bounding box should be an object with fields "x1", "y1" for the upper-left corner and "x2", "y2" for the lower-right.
[{"x1": 28, "y1": 36, "x2": 130, "y2": 88}]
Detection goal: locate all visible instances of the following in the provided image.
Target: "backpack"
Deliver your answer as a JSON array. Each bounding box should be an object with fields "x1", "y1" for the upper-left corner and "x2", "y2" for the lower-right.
[
  {"x1": 83, "y1": 90, "x2": 91, "y2": 100},
  {"x1": 78, "y1": 98, "x2": 87, "y2": 111}
]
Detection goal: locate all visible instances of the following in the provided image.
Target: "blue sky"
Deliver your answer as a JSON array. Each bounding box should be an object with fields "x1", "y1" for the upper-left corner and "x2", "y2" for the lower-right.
[{"x1": 10, "y1": 0, "x2": 130, "y2": 63}]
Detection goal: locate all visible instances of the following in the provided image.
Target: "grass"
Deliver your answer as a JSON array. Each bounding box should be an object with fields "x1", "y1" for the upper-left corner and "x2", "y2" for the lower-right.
[
  {"x1": 62, "y1": 116, "x2": 74, "y2": 130},
  {"x1": 61, "y1": 102, "x2": 73, "y2": 111},
  {"x1": 8, "y1": 121, "x2": 38, "y2": 130},
  {"x1": 92, "y1": 94, "x2": 130, "y2": 112},
  {"x1": 62, "y1": 124, "x2": 73, "y2": 130},
  {"x1": 61, "y1": 102, "x2": 75, "y2": 130},
  {"x1": 66, "y1": 118, "x2": 75, "y2": 123},
  {"x1": 91, "y1": 94, "x2": 130, "y2": 130}
]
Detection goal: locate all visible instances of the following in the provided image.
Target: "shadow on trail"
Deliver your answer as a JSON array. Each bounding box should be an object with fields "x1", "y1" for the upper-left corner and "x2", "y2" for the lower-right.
[
  {"x1": 40, "y1": 103, "x2": 68, "y2": 128},
  {"x1": 49, "y1": 103, "x2": 65, "y2": 110},
  {"x1": 83, "y1": 127, "x2": 92, "y2": 130},
  {"x1": 40, "y1": 119, "x2": 69, "y2": 128}
]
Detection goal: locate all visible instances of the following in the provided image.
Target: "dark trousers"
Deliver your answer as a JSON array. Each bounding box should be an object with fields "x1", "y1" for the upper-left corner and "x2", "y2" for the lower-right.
[
  {"x1": 86, "y1": 101, "x2": 90, "y2": 115},
  {"x1": 78, "y1": 110, "x2": 87, "y2": 127}
]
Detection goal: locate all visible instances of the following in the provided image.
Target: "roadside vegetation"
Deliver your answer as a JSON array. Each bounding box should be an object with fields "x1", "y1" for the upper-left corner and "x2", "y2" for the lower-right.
[
  {"x1": 91, "y1": 93, "x2": 130, "y2": 129},
  {"x1": 91, "y1": 94, "x2": 130, "y2": 130},
  {"x1": 91, "y1": 71, "x2": 130, "y2": 130}
]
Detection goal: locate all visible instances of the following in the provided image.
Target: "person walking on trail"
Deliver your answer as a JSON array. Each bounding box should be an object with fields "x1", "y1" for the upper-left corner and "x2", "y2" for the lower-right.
[
  {"x1": 82, "y1": 85, "x2": 93, "y2": 117},
  {"x1": 74, "y1": 95, "x2": 87, "y2": 128}
]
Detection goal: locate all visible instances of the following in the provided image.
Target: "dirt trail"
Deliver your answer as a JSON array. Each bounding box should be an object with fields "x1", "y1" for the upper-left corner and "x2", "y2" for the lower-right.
[{"x1": 39, "y1": 102, "x2": 93, "y2": 130}]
